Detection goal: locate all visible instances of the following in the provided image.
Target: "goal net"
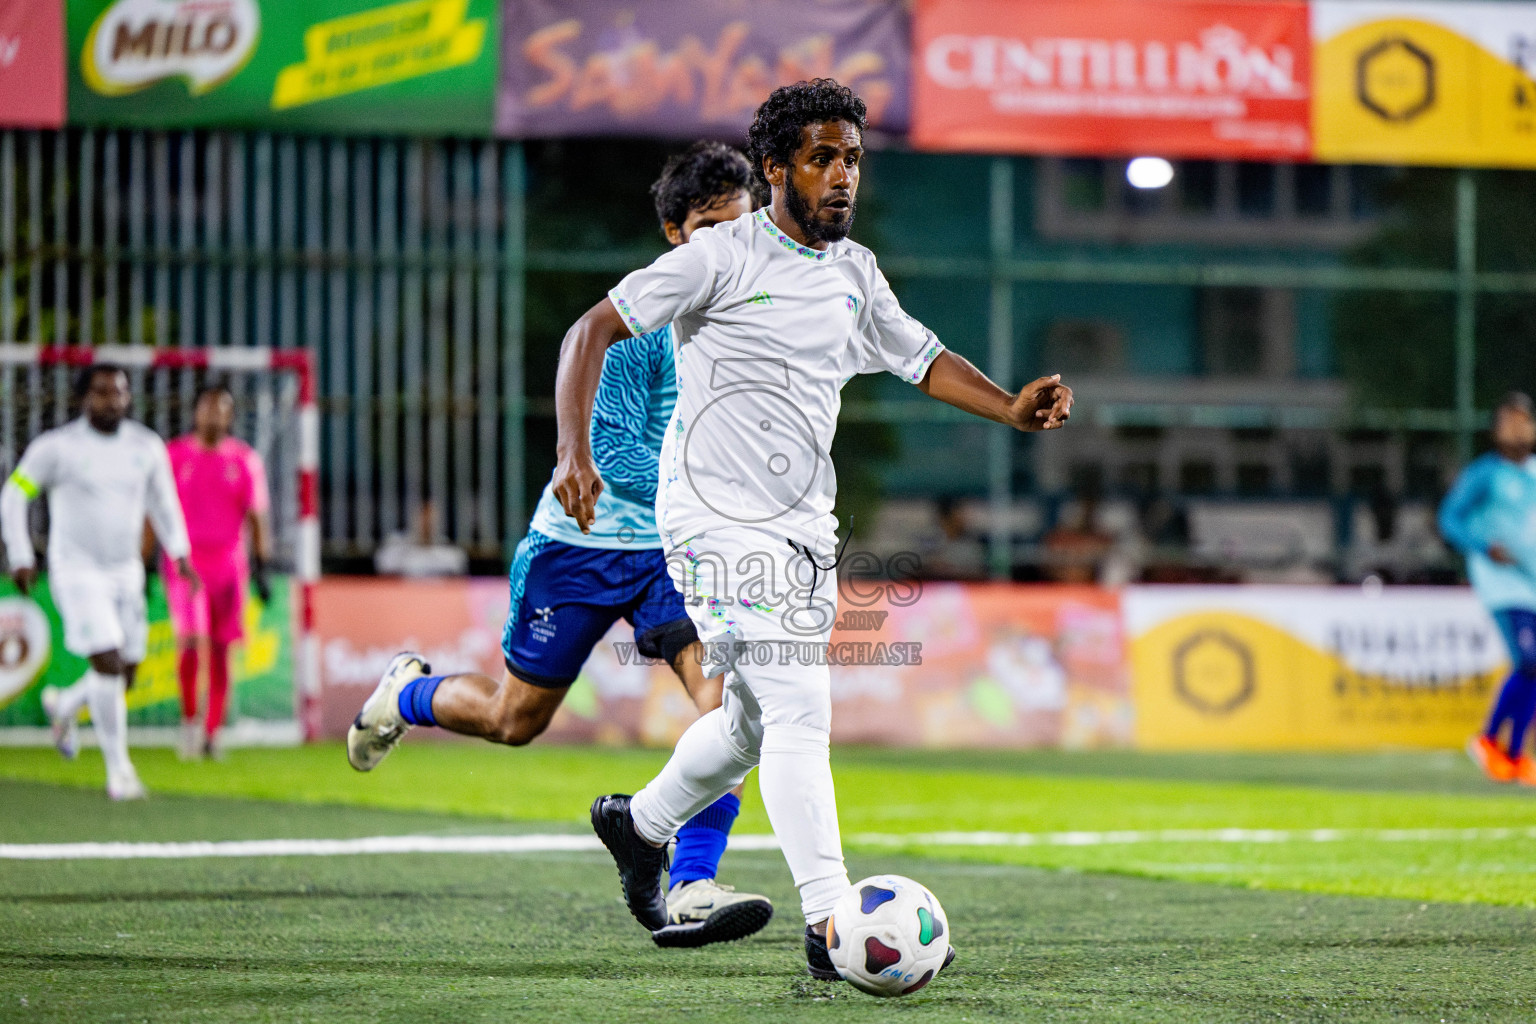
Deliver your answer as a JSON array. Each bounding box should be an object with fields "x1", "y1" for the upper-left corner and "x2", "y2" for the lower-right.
[{"x1": 0, "y1": 345, "x2": 320, "y2": 743}]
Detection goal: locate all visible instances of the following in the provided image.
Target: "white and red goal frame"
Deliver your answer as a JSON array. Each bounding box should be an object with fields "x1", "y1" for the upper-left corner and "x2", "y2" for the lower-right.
[{"x1": 0, "y1": 344, "x2": 321, "y2": 740}]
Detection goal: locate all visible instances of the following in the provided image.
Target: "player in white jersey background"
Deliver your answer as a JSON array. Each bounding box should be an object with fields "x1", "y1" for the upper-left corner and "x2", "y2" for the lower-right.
[
  {"x1": 1, "y1": 364, "x2": 197, "y2": 800},
  {"x1": 551, "y1": 79, "x2": 1073, "y2": 979}
]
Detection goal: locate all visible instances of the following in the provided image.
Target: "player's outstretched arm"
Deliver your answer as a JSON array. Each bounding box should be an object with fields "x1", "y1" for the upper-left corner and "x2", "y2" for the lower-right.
[
  {"x1": 916, "y1": 350, "x2": 1073, "y2": 432},
  {"x1": 551, "y1": 297, "x2": 634, "y2": 533}
]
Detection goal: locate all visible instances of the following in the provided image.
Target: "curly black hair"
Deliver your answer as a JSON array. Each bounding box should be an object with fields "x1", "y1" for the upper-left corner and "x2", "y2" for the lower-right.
[
  {"x1": 73, "y1": 362, "x2": 127, "y2": 400},
  {"x1": 746, "y1": 78, "x2": 868, "y2": 191},
  {"x1": 650, "y1": 141, "x2": 754, "y2": 233}
]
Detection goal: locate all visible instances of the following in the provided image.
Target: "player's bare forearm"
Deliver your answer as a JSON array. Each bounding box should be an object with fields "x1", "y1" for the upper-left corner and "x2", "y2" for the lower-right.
[
  {"x1": 551, "y1": 298, "x2": 631, "y2": 532},
  {"x1": 916, "y1": 351, "x2": 1014, "y2": 422},
  {"x1": 916, "y1": 350, "x2": 1074, "y2": 431}
]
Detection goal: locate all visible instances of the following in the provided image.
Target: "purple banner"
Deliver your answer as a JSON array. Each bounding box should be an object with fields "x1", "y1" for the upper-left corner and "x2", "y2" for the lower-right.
[{"x1": 496, "y1": 0, "x2": 909, "y2": 140}]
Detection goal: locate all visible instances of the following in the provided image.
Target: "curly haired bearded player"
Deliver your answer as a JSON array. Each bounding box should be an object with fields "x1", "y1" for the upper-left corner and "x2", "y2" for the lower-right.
[
  {"x1": 551, "y1": 80, "x2": 1073, "y2": 979},
  {"x1": 347, "y1": 142, "x2": 775, "y2": 948}
]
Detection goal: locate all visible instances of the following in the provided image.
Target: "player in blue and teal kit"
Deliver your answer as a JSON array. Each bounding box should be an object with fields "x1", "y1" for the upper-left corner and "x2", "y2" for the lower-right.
[
  {"x1": 346, "y1": 142, "x2": 772, "y2": 945},
  {"x1": 1440, "y1": 391, "x2": 1536, "y2": 785}
]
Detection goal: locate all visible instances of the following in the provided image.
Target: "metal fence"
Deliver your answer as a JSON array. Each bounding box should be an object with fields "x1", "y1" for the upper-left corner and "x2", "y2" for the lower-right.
[
  {"x1": 4, "y1": 127, "x2": 1536, "y2": 578},
  {"x1": 0, "y1": 128, "x2": 525, "y2": 562}
]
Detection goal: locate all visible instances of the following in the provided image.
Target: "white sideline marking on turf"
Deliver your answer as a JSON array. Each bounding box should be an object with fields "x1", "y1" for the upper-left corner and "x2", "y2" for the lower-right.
[{"x1": 4, "y1": 827, "x2": 1536, "y2": 861}]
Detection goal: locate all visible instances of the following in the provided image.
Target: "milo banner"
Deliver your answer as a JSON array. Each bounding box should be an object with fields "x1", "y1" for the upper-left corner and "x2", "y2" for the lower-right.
[
  {"x1": 0, "y1": 574, "x2": 294, "y2": 730},
  {"x1": 67, "y1": 0, "x2": 497, "y2": 134},
  {"x1": 1124, "y1": 586, "x2": 1504, "y2": 750},
  {"x1": 1312, "y1": 1, "x2": 1536, "y2": 168},
  {"x1": 313, "y1": 577, "x2": 1131, "y2": 749},
  {"x1": 496, "y1": 0, "x2": 910, "y2": 140}
]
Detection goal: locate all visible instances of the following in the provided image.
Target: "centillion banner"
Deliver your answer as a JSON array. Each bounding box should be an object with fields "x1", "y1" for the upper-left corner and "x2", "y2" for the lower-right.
[
  {"x1": 1124, "y1": 586, "x2": 1505, "y2": 750},
  {"x1": 1312, "y1": 1, "x2": 1536, "y2": 167}
]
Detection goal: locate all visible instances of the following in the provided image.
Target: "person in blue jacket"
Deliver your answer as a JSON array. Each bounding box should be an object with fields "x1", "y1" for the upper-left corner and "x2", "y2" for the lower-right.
[{"x1": 1440, "y1": 391, "x2": 1536, "y2": 783}]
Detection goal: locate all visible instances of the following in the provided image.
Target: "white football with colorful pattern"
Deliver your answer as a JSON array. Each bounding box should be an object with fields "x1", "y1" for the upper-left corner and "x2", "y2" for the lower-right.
[{"x1": 826, "y1": 874, "x2": 950, "y2": 997}]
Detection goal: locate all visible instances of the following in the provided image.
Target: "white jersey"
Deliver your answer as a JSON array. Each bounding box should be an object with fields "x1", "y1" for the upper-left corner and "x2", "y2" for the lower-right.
[
  {"x1": 608, "y1": 208, "x2": 944, "y2": 551},
  {"x1": 1, "y1": 417, "x2": 190, "y2": 572}
]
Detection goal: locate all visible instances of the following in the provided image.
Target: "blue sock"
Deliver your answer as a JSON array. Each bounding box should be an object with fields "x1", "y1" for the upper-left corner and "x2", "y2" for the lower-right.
[
  {"x1": 1484, "y1": 669, "x2": 1527, "y2": 740},
  {"x1": 397, "y1": 676, "x2": 445, "y2": 727},
  {"x1": 669, "y1": 793, "x2": 740, "y2": 889},
  {"x1": 1505, "y1": 673, "x2": 1536, "y2": 758}
]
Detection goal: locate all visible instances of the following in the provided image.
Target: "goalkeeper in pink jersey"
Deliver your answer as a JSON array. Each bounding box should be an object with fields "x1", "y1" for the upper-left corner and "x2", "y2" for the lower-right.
[{"x1": 162, "y1": 383, "x2": 272, "y2": 759}]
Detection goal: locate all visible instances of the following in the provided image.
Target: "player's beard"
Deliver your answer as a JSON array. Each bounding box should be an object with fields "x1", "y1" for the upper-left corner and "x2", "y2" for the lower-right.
[{"x1": 785, "y1": 175, "x2": 855, "y2": 244}]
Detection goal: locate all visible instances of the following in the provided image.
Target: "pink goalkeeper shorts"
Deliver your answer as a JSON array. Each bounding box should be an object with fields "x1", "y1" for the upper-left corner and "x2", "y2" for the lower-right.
[{"x1": 163, "y1": 550, "x2": 248, "y2": 645}]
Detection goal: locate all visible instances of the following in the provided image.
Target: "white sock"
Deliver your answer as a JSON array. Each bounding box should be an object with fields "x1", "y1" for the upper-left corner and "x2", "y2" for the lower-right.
[
  {"x1": 758, "y1": 723, "x2": 850, "y2": 924},
  {"x1": 51, "y1": 677, "x2": 94, "y2": 722},
  {"x1": 84, "y1": 671, "x2": 134, "y2": 781},
  {"x1": 631, "y1": 707, "x2": 759, "y2": 846}
]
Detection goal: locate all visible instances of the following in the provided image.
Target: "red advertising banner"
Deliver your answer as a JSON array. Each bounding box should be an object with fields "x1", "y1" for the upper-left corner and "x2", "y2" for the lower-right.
[
  {"x1": 912, "y1": 0, "x2": 1311, "y2": 159},
  {"x1": 0, "y1": 0, "x2": 65, "y2": 128},
  {"x1": 312, "y1": 577, "x2": 1131, "y2": 750}
]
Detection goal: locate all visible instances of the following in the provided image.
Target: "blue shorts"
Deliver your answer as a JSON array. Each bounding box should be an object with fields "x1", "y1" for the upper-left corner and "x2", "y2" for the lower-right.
[
  {"x1": 1494, "y1": 608, "x2": 1536, "y2": 675},
  {"x1": 500, "y1": 531, "x2": 696, "y2": 688}
]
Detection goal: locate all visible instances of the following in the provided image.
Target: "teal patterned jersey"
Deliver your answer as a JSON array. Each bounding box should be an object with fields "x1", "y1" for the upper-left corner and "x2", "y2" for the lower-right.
[
  {"x1": 1440, "y1": 451, "x2": 1536, "y2": 611},
  {"x1": 528, "y1": 325, "x2": 674, "y2": 549}
]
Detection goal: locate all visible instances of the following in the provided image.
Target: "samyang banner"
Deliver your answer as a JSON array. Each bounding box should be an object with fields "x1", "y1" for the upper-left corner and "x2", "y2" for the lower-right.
[
  {"x1": 496, "y1": 0, "x2": 909, "y2": 141},
  {"x1": 67, "y1": 0, "x2": 498, "y2": 135},
  {"x1": 0, "y1": 0, "x2": 66, "y2": 128},
  {"x1": 912, "y1": 0, "x2": 1313, "y2": 160},
  {"x1": 1313, "y1": 1, "x2": 1536, "y2": 169}
]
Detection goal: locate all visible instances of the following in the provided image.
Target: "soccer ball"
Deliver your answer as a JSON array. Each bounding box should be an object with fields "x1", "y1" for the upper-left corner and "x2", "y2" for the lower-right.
[{"x1": 826, "y1": 874, "x2": 950, "y2": 997}]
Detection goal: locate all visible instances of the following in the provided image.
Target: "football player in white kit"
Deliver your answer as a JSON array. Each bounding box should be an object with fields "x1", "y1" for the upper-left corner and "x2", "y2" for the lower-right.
[
  {"x1": 1, "y1": 364, "x2": 197, "y2": 800},
  {"x1": 551, "y1": 80, "x2": 1073, "y2": 979}
]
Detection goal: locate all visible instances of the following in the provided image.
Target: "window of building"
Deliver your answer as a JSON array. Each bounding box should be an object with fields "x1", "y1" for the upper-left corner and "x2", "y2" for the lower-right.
[
  {"x1": 1036, "y1": 157, "x2": 1381, "y2": 246},
  {"x1": 1295, "y1": 164, "x2": 1334, "y2": 217},
  {"x1": 1043, "y1": 319, "x2": 1124, "y2": 373},
  {"x1": 1061, "y1": 158, "x2": 1107, "y2": 213},
  {"x1": 1068, "y1": 462, "x2": 1105, "y2": 496},
  {"x1": 1199, "y1": 288, "x2": 1266, "y2": 376},
  {"x1": 1236, "y1": 463, "x2": 1274, "y2": 496},
  {"x1": 1236, "y1": 162, "x2": 1275, "y2": 217},
  {"x1": 1120, "y1": 461, "x2": 1159, "y2": 495},
  {"x1": 1180, "y1": 161, "x2": 1218, "y2": 214},
  {"x1": 1290, "y1": 450, "x2": 1332, "y2": 497},
  {"x1": 1349, "y1": 464, "x2": 1388, "y2": 495},
  {"x1": 1180, "y1": 461, "x2": 1218, "y2": 494}
]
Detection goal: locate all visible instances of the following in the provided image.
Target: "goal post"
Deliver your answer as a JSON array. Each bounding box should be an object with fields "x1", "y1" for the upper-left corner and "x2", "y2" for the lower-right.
[{"x1": 0, "y1": 344, "x2": 322, "y2": 741}]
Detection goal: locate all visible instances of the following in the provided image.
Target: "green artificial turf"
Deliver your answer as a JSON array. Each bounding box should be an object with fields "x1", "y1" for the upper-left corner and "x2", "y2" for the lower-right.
[
  {"x1": 2, "y1": 744, "x2": 1534, "y2": 906},
  {"x1": 2, "y1": 780, "x2": 1535, "y2": 1023}
]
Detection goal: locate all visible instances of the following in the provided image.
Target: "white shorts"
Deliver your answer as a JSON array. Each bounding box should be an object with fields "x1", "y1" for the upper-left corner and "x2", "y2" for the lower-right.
[
  {"x1": 50, "y1": 562, "x2": 148, "y2": 662},
  {"x1": 665, "y1": 525, "x2": 840, "y2": 737}
]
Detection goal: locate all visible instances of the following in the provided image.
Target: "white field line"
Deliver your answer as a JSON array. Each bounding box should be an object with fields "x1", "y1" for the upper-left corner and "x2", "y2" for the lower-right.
[{"x1": 4, "y1": 827, "x2": 1536, "y2": 861}]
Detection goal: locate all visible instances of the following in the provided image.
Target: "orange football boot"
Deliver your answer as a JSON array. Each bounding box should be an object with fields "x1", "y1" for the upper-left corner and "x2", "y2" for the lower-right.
[
  {"x1": 1469, "y1": 735, "x2": 1517, "y2": 783},
  {"x1": 1513, "y1": 755, "x2": 1536, "y2": 787}
]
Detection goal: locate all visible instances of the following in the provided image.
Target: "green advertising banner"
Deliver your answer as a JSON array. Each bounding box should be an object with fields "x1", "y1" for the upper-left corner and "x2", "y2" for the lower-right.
[
  {"x1": 0, "y1": 574, "x2": 293, "y2": 728},
  {"x1": 67, "y1": 0, "x2": 497, "y2": 135}
]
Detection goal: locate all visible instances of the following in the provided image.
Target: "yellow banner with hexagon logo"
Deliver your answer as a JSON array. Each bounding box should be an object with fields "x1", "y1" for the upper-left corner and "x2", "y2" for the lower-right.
[
  {"x1": 1124, "y1": 586, "x2": 1505, "y2": 750},
  {"x1": 1312, "y1": 1, "x2": 1536, "y2": 167}
]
